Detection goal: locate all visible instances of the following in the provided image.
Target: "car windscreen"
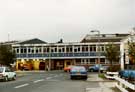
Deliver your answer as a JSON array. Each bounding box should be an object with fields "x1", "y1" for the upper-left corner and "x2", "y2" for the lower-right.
[{"x1": 0, "y1": 67, "x2": 4, "y2": 73}]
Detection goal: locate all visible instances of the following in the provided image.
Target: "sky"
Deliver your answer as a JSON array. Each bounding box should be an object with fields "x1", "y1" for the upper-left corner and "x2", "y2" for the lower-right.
[{"x1": 0, "y1": 0, "x2": 135, "y2": 43}]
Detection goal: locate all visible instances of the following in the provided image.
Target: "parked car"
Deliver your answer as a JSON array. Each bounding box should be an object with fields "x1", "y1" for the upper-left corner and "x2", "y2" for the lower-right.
[
  {"x1": 0, "y1": 66, "x2": 16, "y2": 81},
  {"x1": 70, "y1": 66, "x2": 87, "y2": 80},
  {"x1": 88, "y1": 64, "x2": 108, "y2": 72},
  {"x1": 119, "y1": 70, "x2": 135, "y2": 79},
  {"x1": 64, "y1": 65, "x2": 73, "y2": 72}
]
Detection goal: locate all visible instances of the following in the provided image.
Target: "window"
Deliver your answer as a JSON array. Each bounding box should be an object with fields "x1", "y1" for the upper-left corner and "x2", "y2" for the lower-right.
[
  {"x1": 82, "y1": 45, "x2": 88, "y2": 52},
  {"x1": 31, "y1": 48, "x2": 34, "y2": 53},
  {"x1": 28, "y1": 48, "x2": 31, "y2": 53},
  {"x1": 93, "y1": 46, "x2": 96, "y2": 51},
  {"x1": 21, "y1": 48, "x2": 23, "y2": 53},
  {"x1": 78, "y1": 48, "x2": 80, "y2": 52},
  {"x1": 90, "y1": 46, "x2": 93, "y2": 51},
  {"x1": 36, "y1": 49, "x2": 38, "y2": 53},
  {"x1": 101, "y1": 46, "x2": 104, "y2": 51},
  {"x1": 16, "y1": 48, "x2": 19, "y2": 53},
  {"x1": 74, "y1": 48, "x2": 77, "y2": 52},
  {"x1": 59, "y1": 49, "x2": 61, "y2": 52},
  {"x1": 46, "y1": 47, "x2": 49, "y2": 52},
  {"x1": 55, "y1": 48, "x2": 57, "y2": 52},
  {"x1": 62, "y1": 48, "x2": 65, "y2": 52},
  {"x1": 70, "y1": 48, "x2": 72, "y2": 52},
  {"x1": 90, "y1": 58, "x2": 95, "y2": 64},
  {"x1": 100, "y1": 58, "x2": 105, "y2": 64}
]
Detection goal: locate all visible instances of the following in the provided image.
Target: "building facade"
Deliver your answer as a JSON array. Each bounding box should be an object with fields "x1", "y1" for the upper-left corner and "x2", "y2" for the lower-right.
[{"x1": 12, "y1": 34, "x2": 129, "y2": 70}]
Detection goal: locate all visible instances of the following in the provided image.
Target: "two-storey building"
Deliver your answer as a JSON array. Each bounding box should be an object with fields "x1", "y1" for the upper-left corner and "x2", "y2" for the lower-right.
[{"x1": 12, "y1": 33, "x2": 129, "y2": 70}]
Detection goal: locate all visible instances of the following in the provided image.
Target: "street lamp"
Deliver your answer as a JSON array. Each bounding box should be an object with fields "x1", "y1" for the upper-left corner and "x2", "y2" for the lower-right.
[{"x1": 90, "y1": 30, "x2": 101, "y2": 74}]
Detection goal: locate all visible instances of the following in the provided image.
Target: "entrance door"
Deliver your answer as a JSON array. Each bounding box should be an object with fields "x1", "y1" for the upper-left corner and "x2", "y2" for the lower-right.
[{"x1": 39, "y1": 62, "x2": 45, "y2": 70}]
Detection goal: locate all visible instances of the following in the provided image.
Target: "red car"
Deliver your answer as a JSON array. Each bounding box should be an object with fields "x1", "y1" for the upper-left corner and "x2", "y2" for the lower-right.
[{"x1": 64, "y1": 66, "x2": 73, "y2": 72}]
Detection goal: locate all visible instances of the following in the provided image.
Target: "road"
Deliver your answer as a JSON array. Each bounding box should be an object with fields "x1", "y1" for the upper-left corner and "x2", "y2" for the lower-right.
[{"x1": 0, "y1": 71, "x2": 99, "y2": 92}]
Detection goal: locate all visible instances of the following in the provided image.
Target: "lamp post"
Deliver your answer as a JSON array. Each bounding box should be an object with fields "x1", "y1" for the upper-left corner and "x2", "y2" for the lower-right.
[
  {"x1": 91, "y1": 30, "x2": 101, "y2": 74},
  {"x1": 48, "y1": 46, "x2": 51, "y2": 71}
]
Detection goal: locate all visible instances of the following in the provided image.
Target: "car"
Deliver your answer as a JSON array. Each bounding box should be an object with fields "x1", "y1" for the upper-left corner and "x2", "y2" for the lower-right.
[
  {"x1": 88, "y1": 64, "x2": 108, "y2": 72},
  {"x1": 64, "y1": 65, "x2": 73, "y2": 72},
  {"x1": 119, "y1": 70, "x2": 135, "y2": 79},
  {"x1": 70, "y1": 66, "x2": 88, "y2": 80},
  {"x1": 0, "y1": 66, "x2": 16, "y2": 81}
]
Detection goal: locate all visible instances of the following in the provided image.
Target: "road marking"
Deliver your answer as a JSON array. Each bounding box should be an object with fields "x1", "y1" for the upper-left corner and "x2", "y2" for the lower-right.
[
  {"x1": 14, "y1": 83, "x2": 29, "y2": 89},
  {"x1": 44, "y1": 79, "x2": 60, "y2": 82},
  {"x1": 33, "y1": 79, "x2": 44, "y2": 83},
  {"x1": 46, "y1": 77, "x2": 52, "y2": 80},
  {"x1": 54, "y1": 75, "x2": 58, "y2": 77}
]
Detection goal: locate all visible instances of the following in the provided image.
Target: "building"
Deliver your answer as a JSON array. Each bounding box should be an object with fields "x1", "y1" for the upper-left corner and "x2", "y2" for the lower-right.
[{"x1": 12, "y1": 33, "x2": 129, "y2": 70}]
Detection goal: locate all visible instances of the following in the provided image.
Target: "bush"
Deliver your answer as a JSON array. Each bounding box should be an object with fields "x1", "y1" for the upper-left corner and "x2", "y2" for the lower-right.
[
  {"x1": 98, "y1": 74, "x2": 105, "y2": 79},
  {"x1": 107, "y1": 65, "x2": 120, "y2": 72}
]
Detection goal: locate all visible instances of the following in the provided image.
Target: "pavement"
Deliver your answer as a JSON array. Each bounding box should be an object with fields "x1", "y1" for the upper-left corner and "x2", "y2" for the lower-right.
[{"x1": 86, "y1": 73, "x2": 117, "y2": 92}]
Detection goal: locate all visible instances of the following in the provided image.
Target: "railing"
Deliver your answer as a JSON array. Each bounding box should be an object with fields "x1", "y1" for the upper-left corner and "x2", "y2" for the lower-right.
[
  {"x1": 105, "y1": 72, "x2": 118, "y2": 79},
  {"x1": 16, "y1": 52, "x2": 105, "y2": 58},
  {"x1": 115, "y1": 76, "x2": 135, "y2": 92}
]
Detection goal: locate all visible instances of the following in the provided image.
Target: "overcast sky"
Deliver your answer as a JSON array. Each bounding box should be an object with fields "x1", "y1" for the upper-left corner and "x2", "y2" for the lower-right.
[{"x1": 0, "y1": 0, "x2": 135, "y2": 42}]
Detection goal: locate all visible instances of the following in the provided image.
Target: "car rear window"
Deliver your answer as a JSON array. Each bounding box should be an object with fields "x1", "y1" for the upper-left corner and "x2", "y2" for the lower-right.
[
  {"x1": 71, "y1": 67, "x2": 86, "y2": 71},
  {"x1": 0, "y1": 67, "x2": 4, "y2": 73}
]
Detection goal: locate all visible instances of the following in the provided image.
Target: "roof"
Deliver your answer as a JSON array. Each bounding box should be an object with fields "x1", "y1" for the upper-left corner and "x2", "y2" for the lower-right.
[
  {"x1": 19, "y1": 38, "x2": 47, "y2": 44},
  {"x1": 81, "y1": 33, "x2": 129, "y2": 43}
]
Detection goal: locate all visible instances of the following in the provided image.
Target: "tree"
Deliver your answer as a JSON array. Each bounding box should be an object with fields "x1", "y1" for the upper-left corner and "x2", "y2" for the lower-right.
[
  {"x1": 128, "y1": 41, "x2": 135, "y2": 64},
  {"x1": 105, "y1": 43, "x2": 120, "y2": 66},
  {"x1": 0, "y1": 44, "x2": 16, "y2": 66}
]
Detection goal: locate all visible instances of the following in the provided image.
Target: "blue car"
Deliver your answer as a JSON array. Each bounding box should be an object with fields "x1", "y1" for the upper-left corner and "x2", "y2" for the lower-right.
[
  {"x1": 119, "y1": 70, "x2": 135, "y2": 79},
  {"x1": 88, "y1": 64, "x2": 108, "y2": 72},
  {"x1": 70, "y1": 66, "x2": 88, "y2": 80}
]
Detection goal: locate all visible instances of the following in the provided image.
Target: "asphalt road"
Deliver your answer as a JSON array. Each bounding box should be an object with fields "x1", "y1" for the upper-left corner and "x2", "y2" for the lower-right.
[{"x1": 0, "y1": 71, "x2": 99, "y2": 92}]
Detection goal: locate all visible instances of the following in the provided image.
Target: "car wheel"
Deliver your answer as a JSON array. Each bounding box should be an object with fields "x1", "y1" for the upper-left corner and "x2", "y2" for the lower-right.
[
  {"x1": 70, "y1": 76, "x2": 73, "y2": 80},
  {"x1": 4, "y1": 76, "x2": 8, "y2": 82},
  {"x1": 12, "y1": 75, "x2": 16, "y2": 80},
  {"x1": 90, "y1": 69, "x2": 94, "y2": 72},
  {"x1": 84, "y1": 76, "x2": 87, "y2": 80}
]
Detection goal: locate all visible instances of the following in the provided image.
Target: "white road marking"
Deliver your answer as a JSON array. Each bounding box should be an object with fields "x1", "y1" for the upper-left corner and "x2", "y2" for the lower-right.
[
  {"x1": 54, "y1": 75, "x2": 58, "y2": 77},
  {"x1": 46, "y1": 77, "x2": 52, "y2": 80},
  {"x1": 14, "y1": 83, "x2": 29, "y2": 89},
  {"x1": 33, "y1": 79, "x2": 44, "y2": 83}
]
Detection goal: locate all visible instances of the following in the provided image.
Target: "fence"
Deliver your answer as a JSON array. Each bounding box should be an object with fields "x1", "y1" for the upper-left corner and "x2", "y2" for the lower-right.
[{"x1": 115, "y1": 76, "x2": 135, "y2": 92}]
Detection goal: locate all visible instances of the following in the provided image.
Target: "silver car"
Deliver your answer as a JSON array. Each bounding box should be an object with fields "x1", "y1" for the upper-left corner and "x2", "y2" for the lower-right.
[{"x1": 0, "y1": 66, "x2": 16, "y2": 81}]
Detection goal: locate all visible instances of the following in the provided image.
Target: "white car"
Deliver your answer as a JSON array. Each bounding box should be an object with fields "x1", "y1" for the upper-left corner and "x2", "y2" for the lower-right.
[{"x1": 0, "y1": 66, "x2": 16, "y2": 81}]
